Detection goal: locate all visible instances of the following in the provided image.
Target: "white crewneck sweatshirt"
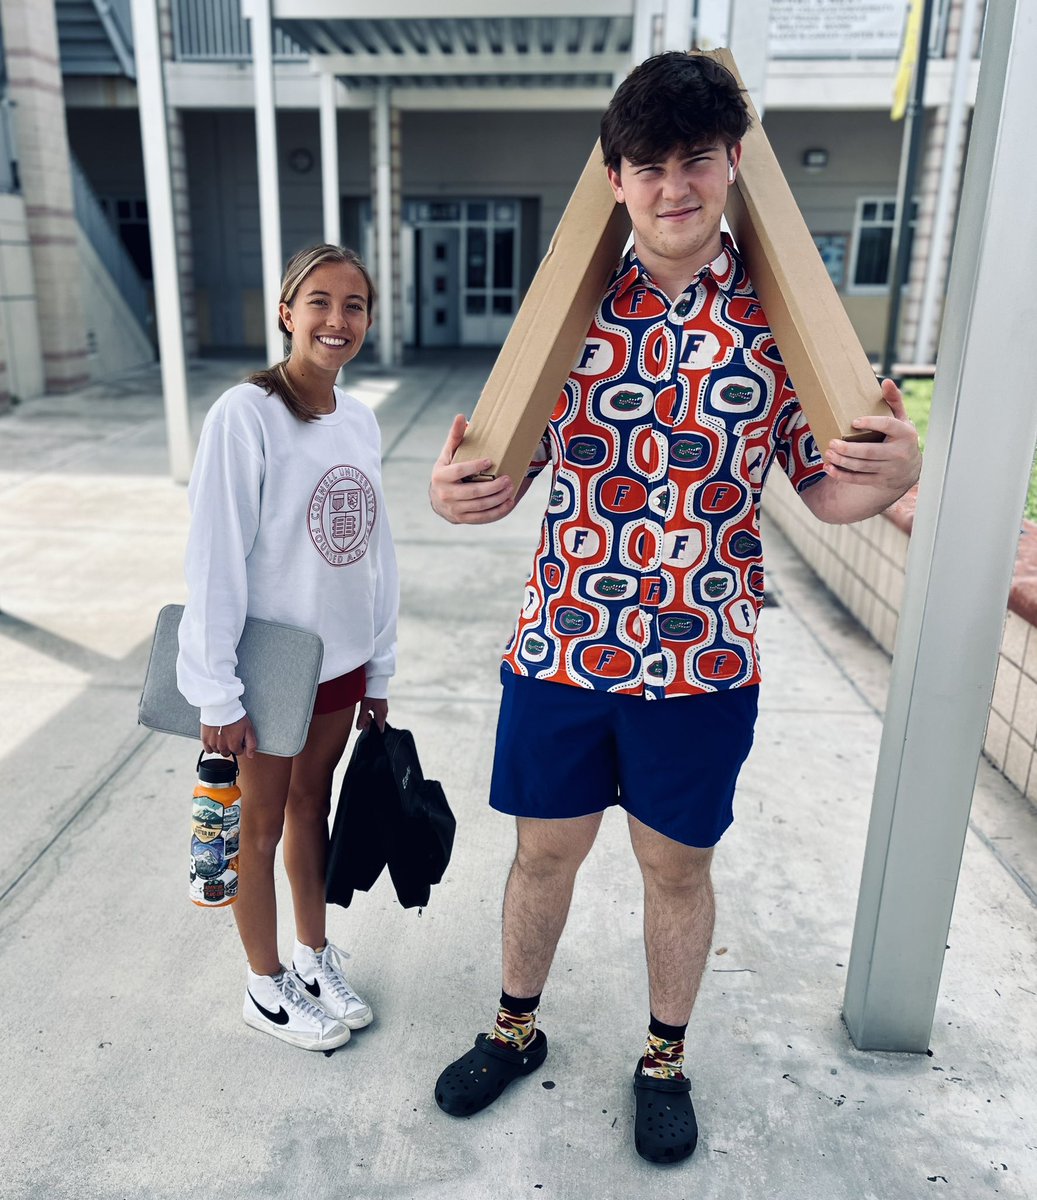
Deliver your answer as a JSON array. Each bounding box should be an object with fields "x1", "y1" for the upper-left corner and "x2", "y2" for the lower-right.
[{"x1": 176, "y1": 382, "x2": 398, "y2": 727}]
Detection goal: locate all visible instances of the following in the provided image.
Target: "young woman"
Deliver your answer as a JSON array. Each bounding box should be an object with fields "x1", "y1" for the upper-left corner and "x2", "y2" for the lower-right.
[{"x1": 177, "y1": 244, "x2": 398, "y2": 1051}]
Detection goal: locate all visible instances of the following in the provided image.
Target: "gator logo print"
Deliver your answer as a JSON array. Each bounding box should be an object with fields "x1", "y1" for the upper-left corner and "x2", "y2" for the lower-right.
[
  {"x1": 601, "y1": 383, "x2": 653, "y2": 420},
  {"x1": 658, "y1": 613, "x2": 705, "y2": 641},
  {"x1": 565, "y1": 436, "x2": 609, "y2": 467},
  {"x1": 524, "y1": 636, "x2": 546, "y2": 654},
  {"x1": 671, "y1": 437, "x2": 708, "y2": 466},
  {"x1": 555, "y1": 607, "x2": 593, "y2": 634},
  {"x1": 729, "y1": 533, "x2": 762, "y2": 559},
  {"x1": 673, "y1": 297, "x2": 692, "y2": 318},
  {"x1": 704, "y1": 576, "x2": 730, "y2": 599},
  {"x1": 646, "y1": 658, "x2": 667, "y2": 678},
  {"x1": 593, "y1": 575, "x2": 630, "y2": 598},
  {"x1": 720, "y1": 383, "x2": 755, "y2": 405}
]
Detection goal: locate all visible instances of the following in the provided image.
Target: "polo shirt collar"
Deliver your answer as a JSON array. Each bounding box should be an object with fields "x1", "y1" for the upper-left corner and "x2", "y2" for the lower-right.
[{"x1": 608, "y1": 233, "x2": 743, "y2": 301}]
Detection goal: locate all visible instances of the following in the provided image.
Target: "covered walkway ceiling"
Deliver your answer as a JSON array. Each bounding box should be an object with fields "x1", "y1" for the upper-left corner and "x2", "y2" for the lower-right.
[{"x1": 268, "y1": 0, "x2": 650, "y2": 91}]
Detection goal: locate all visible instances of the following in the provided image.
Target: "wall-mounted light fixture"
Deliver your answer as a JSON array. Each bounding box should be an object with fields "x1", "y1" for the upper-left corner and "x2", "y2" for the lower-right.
[{"x1": 802, "y1": 148, "x2": 829, "y2": 172}]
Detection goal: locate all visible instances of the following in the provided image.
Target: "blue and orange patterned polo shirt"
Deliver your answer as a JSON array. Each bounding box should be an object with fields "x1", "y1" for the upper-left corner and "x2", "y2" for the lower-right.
[{"x1": 502, "y1": 234, "x2": 825, "y2": 699}]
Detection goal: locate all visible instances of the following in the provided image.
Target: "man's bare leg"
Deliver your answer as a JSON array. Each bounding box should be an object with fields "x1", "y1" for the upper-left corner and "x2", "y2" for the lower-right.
[
  {"x1": 502, "y1": 812, "x2": 604, "y2": 996},
  {"x1": 434, "y1": 811, "x2": 603, "y2": 1116},
  {"x1": 627, "y1": 813, "x2": 715, "y2": 1026},
  {"x1": 627, "y1": 813, "x2": 708, "y2": 1163}
]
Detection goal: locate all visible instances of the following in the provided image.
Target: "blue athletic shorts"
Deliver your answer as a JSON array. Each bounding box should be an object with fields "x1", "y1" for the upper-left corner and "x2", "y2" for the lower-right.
[{"x1": 489, "y1": 668, "x2": 759, "y2": 848}]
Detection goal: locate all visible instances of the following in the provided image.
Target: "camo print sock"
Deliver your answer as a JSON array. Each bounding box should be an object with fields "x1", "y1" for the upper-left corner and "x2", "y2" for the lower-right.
[
  {"x1": 490, "y1": 990, "x2": 541, "y2": 1051},
  {"x1": 641, "y1": 1014, "x2": 687, "y2": 1081}
]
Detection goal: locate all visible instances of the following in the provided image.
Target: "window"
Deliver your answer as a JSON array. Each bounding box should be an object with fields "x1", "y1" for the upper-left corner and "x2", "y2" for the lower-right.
[{"x1": 849, "y1": 197, "x2": 918, "y2": 291}]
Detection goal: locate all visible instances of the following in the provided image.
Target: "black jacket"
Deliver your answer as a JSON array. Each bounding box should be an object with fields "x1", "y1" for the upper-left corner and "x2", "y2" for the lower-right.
[{"x1": 326, "y1": 722, "x2": 455, "y2": 909}]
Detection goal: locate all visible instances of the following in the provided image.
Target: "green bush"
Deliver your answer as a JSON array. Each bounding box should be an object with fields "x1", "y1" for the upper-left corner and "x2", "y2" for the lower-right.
[{"x1": 900, "y1": 379, "x2": 1037, "y2": 521}]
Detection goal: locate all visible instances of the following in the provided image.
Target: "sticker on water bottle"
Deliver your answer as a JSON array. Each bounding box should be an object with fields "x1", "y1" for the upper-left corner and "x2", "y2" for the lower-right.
[
  {"x1": 222, "y1": 804, "x2": 240, "y2": 856},
  {"x1": 192, "y1": 798, "x2": 225, "y2": 844},
  {"x1": 191, "y1": 833, "x2": 225, "y2": 880}
]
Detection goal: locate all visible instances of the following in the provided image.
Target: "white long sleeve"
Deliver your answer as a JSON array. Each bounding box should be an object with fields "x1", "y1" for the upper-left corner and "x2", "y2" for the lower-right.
[
  {"x1": 364, "y1": 481, "x2": 399, "y2": 699},
  {"x1": 177, "y1": 382, "x2": 398, "y2": 726}
]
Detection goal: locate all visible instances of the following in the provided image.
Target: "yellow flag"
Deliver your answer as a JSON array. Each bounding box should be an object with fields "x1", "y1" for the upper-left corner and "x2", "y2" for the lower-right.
[{"x1": 892, "y1": 0, "x2": 924, "y2": 120}]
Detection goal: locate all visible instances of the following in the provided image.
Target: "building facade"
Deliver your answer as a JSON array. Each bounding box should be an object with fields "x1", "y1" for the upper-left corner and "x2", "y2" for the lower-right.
[{"x1": 0, "y1": 0, "x2": 983, "y2": 404}]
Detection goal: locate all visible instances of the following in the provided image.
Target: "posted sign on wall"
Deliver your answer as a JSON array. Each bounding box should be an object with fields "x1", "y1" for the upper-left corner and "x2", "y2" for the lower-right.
[{"x1": 770, "y1": 0, "x2": 907, "y2": 58}]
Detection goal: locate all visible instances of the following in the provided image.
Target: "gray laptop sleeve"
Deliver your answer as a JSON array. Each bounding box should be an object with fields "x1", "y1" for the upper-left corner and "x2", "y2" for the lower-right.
[{"x1": 138, "y1": 604, "x2": 324, "y2": 758}]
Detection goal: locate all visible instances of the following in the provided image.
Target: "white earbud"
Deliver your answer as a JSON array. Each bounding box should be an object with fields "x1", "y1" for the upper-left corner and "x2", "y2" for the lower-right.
[{"x1": 728, "y1": 162, "x2": 735, "y2": 183}]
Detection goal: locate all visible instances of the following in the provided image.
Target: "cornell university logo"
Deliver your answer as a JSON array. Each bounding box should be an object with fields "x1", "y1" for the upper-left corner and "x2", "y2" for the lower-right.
[{"x1": 308, "y1": 465, "x2": 376, "y2": 566}]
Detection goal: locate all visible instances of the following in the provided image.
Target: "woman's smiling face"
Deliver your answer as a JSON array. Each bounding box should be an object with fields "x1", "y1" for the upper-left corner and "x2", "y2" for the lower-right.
[{"x1": 280, "y1": 261, "x2": 372, "y2": 376}]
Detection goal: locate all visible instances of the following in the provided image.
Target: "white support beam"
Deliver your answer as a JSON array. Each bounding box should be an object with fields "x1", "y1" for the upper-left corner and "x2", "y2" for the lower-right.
[
  {"x1": 843, "y1": 0, "x2": 1037, "y2": 1052},
  {"x1": 374, "y1": 81, "x2": 394, "y2": 367},
  {"x1": 729, "y1": 0, "x2": 771, "y2": 113},
  {"x1": 272, "y1": 0, "x2": 633, "y2": 16},
  {"x1": 390, "y1": 86, "x2": 613, "y2": 110},
  {"x1": 631, "y1": 0, "x2": 660, "y2": 63},
  {"x1": 247, "y1": 0, "x2": 285, "y2": 368},
  {"x1": 695, "y1": 0, "x2": 730, "y2": 50},
  {"x1": 319, "y1": 71, "x2": 341, "y2": 246},
  {"x1": 130, "y1": 0, "x2": 191, "y2": 483},
  {"x1": 912, "y1": 0, "x2": 982, "y2": 365},
  {"x1": 163, "y1": 62, "x2": 614, "y2": 111},
  {"x1": 310, "y1": 51, "x2": 628, "y2": 76},
  {"x1": 661, "y1": 0, "x2": 692, "y2": 51}
]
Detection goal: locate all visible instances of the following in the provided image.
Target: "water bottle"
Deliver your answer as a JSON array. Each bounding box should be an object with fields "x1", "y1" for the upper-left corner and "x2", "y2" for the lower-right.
[{"x1": 190, "y1": 753, "x2": 241, "y2": 907}]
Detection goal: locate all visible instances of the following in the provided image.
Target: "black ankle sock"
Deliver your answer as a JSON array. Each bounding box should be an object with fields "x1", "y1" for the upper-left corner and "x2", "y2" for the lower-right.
[
  {"x1": 649, "y1": 1014, "x2": 688, "y2": 1042},
  {"x1": 500, "y1": 990, "x2": 541, "y2": 1015}
]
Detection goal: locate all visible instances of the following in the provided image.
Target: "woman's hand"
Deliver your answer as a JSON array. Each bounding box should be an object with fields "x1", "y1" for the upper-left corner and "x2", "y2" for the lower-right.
[
  {"x1": 200, "y1": 714, "x2": 258, "y2": 759},
  {"x1": 357, "y1": 697, "x2": 388, "y2": 733}
]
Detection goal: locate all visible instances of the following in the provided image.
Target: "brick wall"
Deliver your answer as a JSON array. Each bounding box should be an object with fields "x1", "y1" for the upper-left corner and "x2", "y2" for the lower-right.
[
  {"x1": 764, "y1": 472, "x2": 1037, "y2": 801},
  {"x1": 0, "y1": 0, "x2": 89, "y2": 393}
]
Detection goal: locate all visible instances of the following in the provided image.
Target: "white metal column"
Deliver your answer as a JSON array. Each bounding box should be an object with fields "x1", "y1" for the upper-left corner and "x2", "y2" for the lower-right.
[
  {"x1": 844, "y1": 0, "x2": 1037, "y2": 1052},
  {"x1": 729, "y1": 0, "x2": 771, "y2": 113},
  {"x1": 695, "y1": 0, "x2": 731, "y2": 50},
  {"x1": 912, "y1": 0, "x2": 982, "y2": 365},
  {"x1": 243, "y1": 0, "x2": 283, "y2": 368},
  {"x1": 631, "y1": 0, "x2": 661, "y2": 63},
  {"x1": 374, "y1": 81, "x2": 394, "y2": 367},
  {"x1": 319, "y1": 69, "x2": 341, "y2": 247},
  {"x1": 130, "y1": 0, "x2": 191, "y2": 483},
  {"x1": 661, "y1": 0, "x2": 692, "y2": 51}
]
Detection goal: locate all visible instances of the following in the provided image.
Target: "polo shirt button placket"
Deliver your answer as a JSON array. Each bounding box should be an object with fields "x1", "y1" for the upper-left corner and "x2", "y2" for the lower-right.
[{"x1": 642, "y1": 286, "x2": 691, "y2": 700}]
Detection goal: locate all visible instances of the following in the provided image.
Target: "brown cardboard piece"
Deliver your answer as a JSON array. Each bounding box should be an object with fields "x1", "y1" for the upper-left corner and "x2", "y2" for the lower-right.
[
  {"x1": 454, "y1": 143, "x2": 630, "y2": 483},
  {"x1": 705, "y1": 48, "x2": 886, "y2": 451},
  {"x1": 454, "y1": 51, "x2": 883, "y2": 483}
]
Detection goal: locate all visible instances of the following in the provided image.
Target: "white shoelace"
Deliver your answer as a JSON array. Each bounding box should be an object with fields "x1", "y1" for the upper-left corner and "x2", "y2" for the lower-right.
[
  {"x1": 279, "y1": 970, "x2": 333, "y2": 1022},
  {"x1": 318, "y1": 943, "x2": 363, "y2": 1006}
]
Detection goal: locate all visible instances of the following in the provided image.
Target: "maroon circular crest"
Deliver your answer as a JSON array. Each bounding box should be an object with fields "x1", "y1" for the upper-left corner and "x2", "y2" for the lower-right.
[{"x1": 308, "y1": 465, "x2": 376, "y2": 566}]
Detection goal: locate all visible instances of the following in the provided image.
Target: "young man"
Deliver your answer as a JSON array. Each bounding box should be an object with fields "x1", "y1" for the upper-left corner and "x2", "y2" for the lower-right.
[{"x1": 428, "y1": 52, "x2": 920, "y2": 1164}]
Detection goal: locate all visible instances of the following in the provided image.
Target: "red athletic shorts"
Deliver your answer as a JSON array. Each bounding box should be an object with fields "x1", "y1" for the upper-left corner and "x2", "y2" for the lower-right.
[{"x1": 312, "y1": 665, "x2": 366, "y2": 715}]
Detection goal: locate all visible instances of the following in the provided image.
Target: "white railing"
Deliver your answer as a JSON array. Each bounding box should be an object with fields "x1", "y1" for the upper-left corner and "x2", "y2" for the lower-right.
[
  {"x1": 172, "y1": 0, "x2": 305, "y2": 62},
  {"x1": 70, "y1": 155, "x2": 152, "y2": 337}
]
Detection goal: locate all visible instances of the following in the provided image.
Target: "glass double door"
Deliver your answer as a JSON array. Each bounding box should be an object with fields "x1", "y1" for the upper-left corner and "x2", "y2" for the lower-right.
[
  {"x1": 417, "y1": 227, "x2": 461, "y2": 347},
  {"x1": 407, "y1": 199, "x2": 520, "y2": 347}
]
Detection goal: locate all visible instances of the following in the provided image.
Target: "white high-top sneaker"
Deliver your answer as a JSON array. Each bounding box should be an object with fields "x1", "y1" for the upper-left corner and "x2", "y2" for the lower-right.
[
  {"x1": 242, "y1": 966, "x2": 351, "y2": 1050},
  {"x1": 292, "y1": 940, "x2": 373, "y2": 1029}
]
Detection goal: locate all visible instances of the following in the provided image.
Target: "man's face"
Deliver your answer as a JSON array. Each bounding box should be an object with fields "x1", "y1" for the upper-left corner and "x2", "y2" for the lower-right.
[{"x1": 607, "y1": 141, "x2": 741, "y2": 277}]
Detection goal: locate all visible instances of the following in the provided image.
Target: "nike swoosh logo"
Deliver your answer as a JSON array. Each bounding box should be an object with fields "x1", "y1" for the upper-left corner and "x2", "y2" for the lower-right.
[
  {"x1": 248, "y1": 991, "x2": 290, "y2": 1025},
  {"x1": 304, "y1": 979, "x2": 321, "y2": 999}
]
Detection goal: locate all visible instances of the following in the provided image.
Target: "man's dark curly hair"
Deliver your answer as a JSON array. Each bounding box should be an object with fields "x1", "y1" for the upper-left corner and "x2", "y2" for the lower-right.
[{"x1": 600, "y1": 52, "x2": 750, "y2": 172}]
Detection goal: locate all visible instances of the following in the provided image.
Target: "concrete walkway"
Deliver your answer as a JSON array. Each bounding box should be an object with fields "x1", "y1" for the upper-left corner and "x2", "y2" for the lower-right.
[{"x1": 1, "y1": 355, "x2": 1035, "y2": 1200}]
